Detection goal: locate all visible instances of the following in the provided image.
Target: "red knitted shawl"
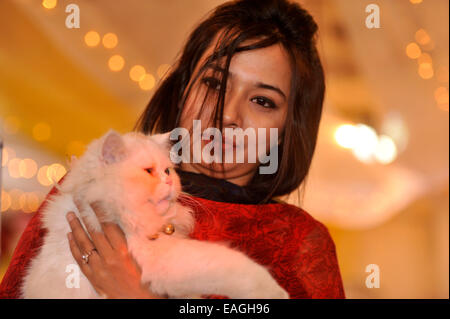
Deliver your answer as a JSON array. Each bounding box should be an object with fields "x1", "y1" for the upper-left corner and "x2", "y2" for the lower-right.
[{"x1": 0, "y1": 185, "x2": 345, "y2": 299}]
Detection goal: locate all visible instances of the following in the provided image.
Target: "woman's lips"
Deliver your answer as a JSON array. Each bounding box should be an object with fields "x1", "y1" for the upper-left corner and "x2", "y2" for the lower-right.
[
  {"x1": 202, "y1": 137, "x2": 236, "y2": 149},
  {"x1": 222, "y1": 137, "x2": 235, "y2": 150}
]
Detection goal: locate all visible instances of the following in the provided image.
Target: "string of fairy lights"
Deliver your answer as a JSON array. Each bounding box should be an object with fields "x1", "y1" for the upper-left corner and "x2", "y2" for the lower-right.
[
  {"x1": 1, "y1": 149, "x2": 66, "y2": 213},
  {"x1": 405, "y1": 4, "x2": 449, "y2": 112},
  {"x1": 333, "y1": 0, "x2": 448, "y2": 165},
  {"x1": 407, "y1": 0, "x2": 449, "y2": 111},
  {"x1": 82, "y1": 30, "x2": 172, "y2": 89},
  {"x1": 1, "y1": 122, "x2": 67, "y2": 213},
  {"x1": 1, "y1": 0, "x2": 171, "y2": 214}
]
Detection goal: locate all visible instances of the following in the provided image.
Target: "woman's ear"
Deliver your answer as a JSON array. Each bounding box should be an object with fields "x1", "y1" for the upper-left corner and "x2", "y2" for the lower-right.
[{"x1": 101, "y1": 130, "x2": 128, "y2": 164}]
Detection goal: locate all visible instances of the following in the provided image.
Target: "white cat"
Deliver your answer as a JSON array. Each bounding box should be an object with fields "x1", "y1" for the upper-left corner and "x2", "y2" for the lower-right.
[{"x1": 22, "y1": 130, "x2": 289, "y2": 299}]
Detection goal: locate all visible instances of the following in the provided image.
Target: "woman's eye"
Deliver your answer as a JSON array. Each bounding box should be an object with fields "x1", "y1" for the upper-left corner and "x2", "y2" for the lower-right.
[
  {"x1": 251, "y1": 97, "x2": 276, "y2": 109},
  {"x1": 164, "y1": 168, "x2": 171, "y2": 175},
  {"x1": 145, "y1": 168, "x2": 154, "y2": 174},
  {"x1": 202, "y1": 77, "x2": 221, "y2": 91}
]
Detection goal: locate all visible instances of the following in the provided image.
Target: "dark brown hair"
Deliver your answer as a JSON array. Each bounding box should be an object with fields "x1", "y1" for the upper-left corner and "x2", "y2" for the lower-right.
[{"x1": 135, "y1": 0, "x2": 325, "y2": 204}]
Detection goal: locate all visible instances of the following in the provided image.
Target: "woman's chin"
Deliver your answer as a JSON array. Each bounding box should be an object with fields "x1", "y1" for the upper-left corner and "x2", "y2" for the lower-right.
[{"x1": 196, "y1": 162, "x2": 256, "y2": 178}]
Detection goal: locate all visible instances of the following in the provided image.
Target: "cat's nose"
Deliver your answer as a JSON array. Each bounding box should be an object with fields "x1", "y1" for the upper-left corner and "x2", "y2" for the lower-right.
[{"x1": 165, "y1": 176, "x2": 172, "y2": 186}]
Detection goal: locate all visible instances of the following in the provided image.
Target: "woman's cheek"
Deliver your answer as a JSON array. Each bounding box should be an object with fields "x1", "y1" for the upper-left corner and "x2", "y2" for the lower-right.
[{"x1": 244, "y1": 112, "x2": 283, "y2": 151}]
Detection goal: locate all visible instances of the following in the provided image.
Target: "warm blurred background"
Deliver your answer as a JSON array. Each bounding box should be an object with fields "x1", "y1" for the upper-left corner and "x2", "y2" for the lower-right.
[{"x1": 0, "y1": 0, "x2": 448, "y2": 298}]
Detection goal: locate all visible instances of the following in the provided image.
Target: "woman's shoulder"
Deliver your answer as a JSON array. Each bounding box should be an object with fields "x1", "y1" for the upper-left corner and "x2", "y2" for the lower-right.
[
  {"x1": 266, "y1": 200, "x2": 335, "y2": 246},
  {"x1": 191, "y1": 195, "x2": 332, "y2": 240},
  {"x1": 271, "y1": 198, "x2": 328, "y2": 227}
]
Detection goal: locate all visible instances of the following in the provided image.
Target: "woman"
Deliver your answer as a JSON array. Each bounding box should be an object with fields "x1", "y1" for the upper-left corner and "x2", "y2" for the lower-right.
[{"x1": 0, "y1": 0, "x2": 345, "y2": 298}]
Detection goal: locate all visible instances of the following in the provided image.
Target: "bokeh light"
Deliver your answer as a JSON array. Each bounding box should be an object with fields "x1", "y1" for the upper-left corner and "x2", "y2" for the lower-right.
[
  {"x1": 8, "y1": 158, "x2": 22, "y2": 178},
  {"x1": 84, "y1": 31, "x2": 101, "y2": 47},
  {"x1": 28, "y1": 193, "x2": 41, "y2": 213},
  {"x1": 19, "y1": 194, "x2": 28, "y2": 213},
  {"x1": 47, "y1": 163, "x2": 67, "y2": 183},
  {"x1": 139, "y1": 73, "x2": 156, "y2": 90},
  {"x1": 435, "y1": 86, "x2": 449, "y2": 111},
  {"x1": 108, "y1": 54, "x2": 125, "y2": 71},
  {"x1": 351, "y1": 124, "x2": 379, "y2": 163},
  {"x1": 102, "y1": 33, "x2": 118, "y2": 49},
  {"x1": 415, "y1": 29, "x2": 431, "y2": 46},
  {"x1": 1, "y1": 191, "x2": 11, "y2": 212},
  {"x1": 37, "y1": 165, "x2": 53, "y2": 186},
  {"x1": 2, "y1": 146, "x2": 15, "y2": 167},
  {"x1": 19, "y1": 193, "x2": 40, "y2": 213},
  {"x1": 129, "y1": 65, "x2": 146, "y2": 82},
  {"x1": 434, "y1": 87, "x2": 449, "y2": 104},
  {"x1": 9, "y1": 189, "x2": 24, "y2": 211},
  {"x1": 406, "y1": 42, "x2": 421, "y2": 59},
  {"x1": 418, "y1": 63, "x2": 434, "y2": 79},
  {"x1": 334, "y1": 124, "x2": 358, "y2": 149},
  {"x1": 42, "y1": 0, "x2": 57, "y2": 9},
  {"x1": 19, "y1": 158, "x2": 38, "y2": 179},
  {"x1": 374, "y1": 135, "x2": 398, "y2": 164}
]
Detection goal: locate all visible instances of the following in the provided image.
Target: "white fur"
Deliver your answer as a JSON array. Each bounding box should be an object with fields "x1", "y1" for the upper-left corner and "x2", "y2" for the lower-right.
[{"x1": 21, "y1": 130, "x2": 289, "y2": 299}]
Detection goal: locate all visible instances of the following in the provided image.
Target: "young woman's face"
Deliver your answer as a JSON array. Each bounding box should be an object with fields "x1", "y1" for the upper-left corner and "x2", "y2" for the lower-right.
[{"x1": 179, "y1": 36, "x2": 292, "y2": 186}]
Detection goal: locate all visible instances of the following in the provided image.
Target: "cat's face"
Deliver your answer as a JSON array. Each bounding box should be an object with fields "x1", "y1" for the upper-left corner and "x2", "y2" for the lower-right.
[{"x1": 100, "y1": 130, "x2": 181, "y2": 216}]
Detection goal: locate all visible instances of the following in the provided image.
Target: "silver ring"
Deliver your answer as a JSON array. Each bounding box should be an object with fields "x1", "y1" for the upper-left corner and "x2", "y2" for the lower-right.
[{"x1": 82, "y1": 248, "x2": 96, "y2": 264}]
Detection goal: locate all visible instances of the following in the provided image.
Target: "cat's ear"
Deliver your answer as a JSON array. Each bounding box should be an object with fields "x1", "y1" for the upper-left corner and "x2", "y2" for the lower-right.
[
  {"x1": 101, "y1": 130, "x2": 128, "y2": 164},
  {"x1": 151, "y1": 131, "x2": 172, "y2": 150}
]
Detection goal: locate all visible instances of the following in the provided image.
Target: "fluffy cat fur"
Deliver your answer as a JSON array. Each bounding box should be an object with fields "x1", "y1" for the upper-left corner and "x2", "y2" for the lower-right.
[{"x1": 21, "y1": 130, "x2": 289, "y2": 299}]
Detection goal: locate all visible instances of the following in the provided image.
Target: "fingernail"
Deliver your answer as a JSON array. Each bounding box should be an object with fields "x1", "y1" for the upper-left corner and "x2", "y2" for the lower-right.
[{"x1": 66, "y1": 212, "x2": 76, "y2": 221}]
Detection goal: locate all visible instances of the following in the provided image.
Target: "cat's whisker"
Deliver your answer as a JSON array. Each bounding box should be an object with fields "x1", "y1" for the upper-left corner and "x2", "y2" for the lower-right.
[{"x1": 178, "y1": 192, "x2": 215, "y2": 219}]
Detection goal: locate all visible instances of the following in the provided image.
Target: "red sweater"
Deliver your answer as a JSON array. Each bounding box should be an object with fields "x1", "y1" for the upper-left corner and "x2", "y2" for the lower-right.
[{"x1": 0, "y1": 185, "x2": 345, "y2": 299}]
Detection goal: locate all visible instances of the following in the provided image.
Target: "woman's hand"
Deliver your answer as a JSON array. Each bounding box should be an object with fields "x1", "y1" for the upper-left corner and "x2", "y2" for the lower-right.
[{"x1": 66, "y1": 201, "x2": 165, "y2": 299}]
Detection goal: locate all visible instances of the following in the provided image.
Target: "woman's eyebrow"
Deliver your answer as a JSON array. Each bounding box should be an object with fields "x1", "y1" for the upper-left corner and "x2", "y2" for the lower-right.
[
  {"x1": 207, "y1": 65, "x2": 287, "y2": 101},
  {"x1": 254, "y1": 82, "x2": 287, "y2": 101}
]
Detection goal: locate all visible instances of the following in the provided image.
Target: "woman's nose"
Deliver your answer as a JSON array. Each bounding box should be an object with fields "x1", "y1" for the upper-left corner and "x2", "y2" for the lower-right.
[{"x1": 221, "y1": 91, "x2": 243, "y2": 128}]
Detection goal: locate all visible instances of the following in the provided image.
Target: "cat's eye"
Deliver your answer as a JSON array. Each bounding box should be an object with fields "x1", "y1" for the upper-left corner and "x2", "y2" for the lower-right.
[
  {"x1": 145, "y1": 168, "x2": 154, "y2": 175},
  {"x1": 164, "y1": 168, "x2": 171, "y2": 175}
]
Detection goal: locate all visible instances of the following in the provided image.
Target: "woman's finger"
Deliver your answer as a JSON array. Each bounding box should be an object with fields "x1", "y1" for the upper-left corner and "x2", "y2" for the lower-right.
[
  {"x1": 67, "y1": 232, "x2": 106, "y2": 297},
  {"x1": 90, "y1": 202, "x2": 128, "y2": 252},
  {"x1": 66, "y1": 211, "x2": 96, "y2": 256},
  {"x1": 67, "y1": 232, "x2": 93, "y2": 276},
  {"x1": 73, "y1": 198, "x2": 114, "y2": 258}
]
